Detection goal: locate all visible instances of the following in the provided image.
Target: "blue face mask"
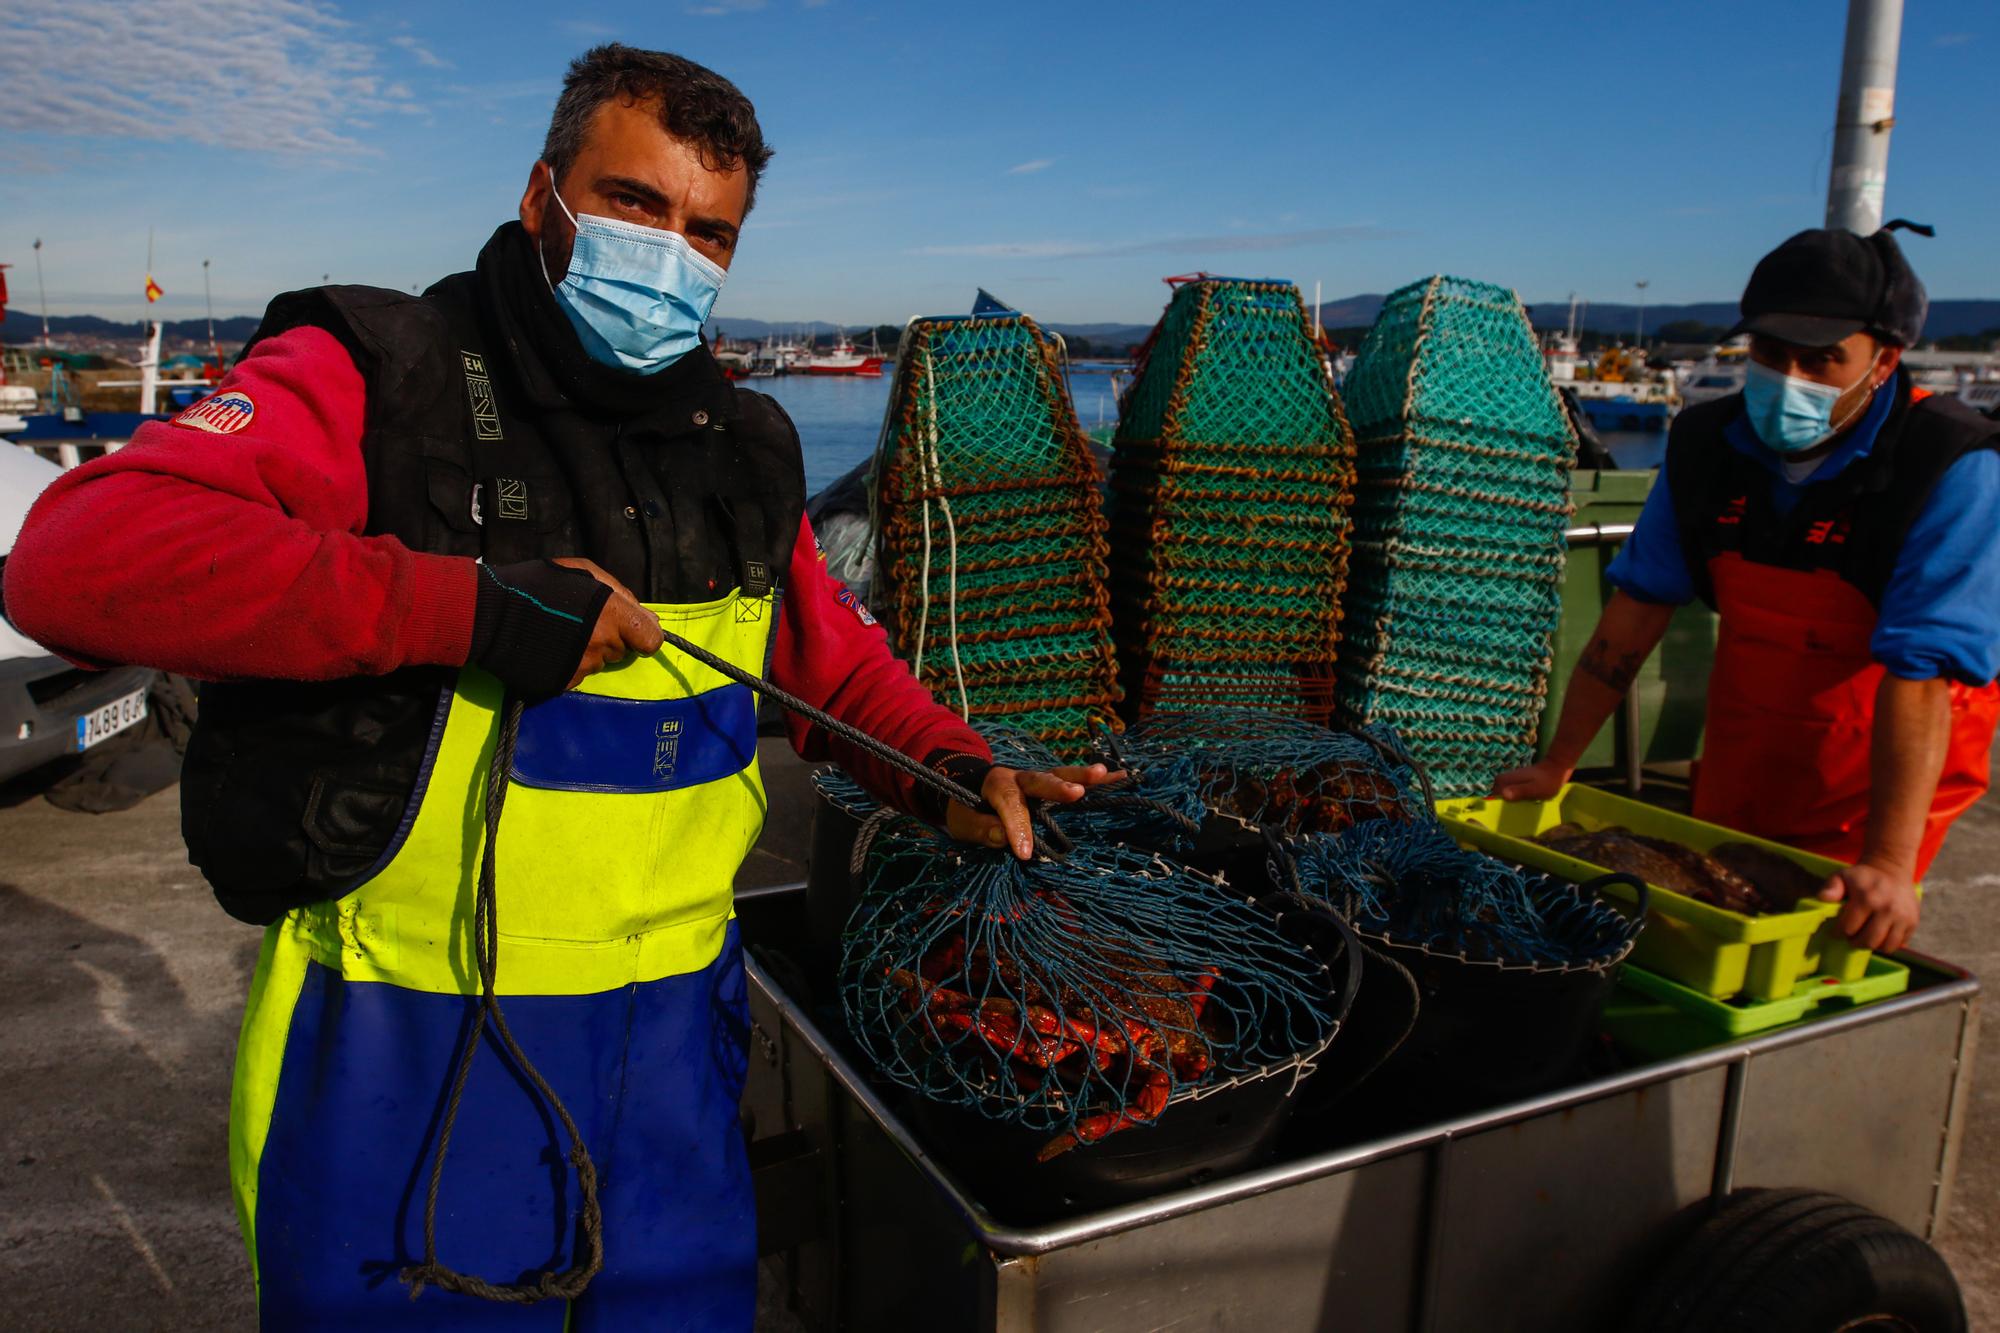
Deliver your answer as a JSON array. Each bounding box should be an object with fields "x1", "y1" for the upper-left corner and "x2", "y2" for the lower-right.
[
  {"x1": 540, "y1": 170, "x2": 727, "y2": 374},
  {"x1": 1741, "y1": 355, "x2": 1878, "y2": 454}
]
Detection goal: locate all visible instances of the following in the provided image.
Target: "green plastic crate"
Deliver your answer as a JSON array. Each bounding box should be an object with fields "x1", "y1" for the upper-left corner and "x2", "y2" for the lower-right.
[
  {"x1": 1435, "y1": 784, "x2": 1889, "y2": 1002},
  {"x1": 1604, "y1": 955, "x2": 1912, "y2": 1060}
]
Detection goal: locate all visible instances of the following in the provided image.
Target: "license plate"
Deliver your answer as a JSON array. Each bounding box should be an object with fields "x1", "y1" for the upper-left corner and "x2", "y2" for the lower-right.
[{"x1": 75, "y1": 689, "x2": 148, "y2": 751}]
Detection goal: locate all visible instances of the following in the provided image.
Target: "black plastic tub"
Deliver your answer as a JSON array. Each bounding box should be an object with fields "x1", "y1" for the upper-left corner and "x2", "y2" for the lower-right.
[
  {"x1": 908, "y1": 1059, "x2": 1310, "y2": 1224},
  {"x1": 1353, "y1": 940, "x2": 1625, "y2": 1117},
  {"x1": 803, "y1": 789, "x2": 866, "y2": 996},
  {"x1": 897, "y1": 896, "x2": 1362, "y2": 1224}
]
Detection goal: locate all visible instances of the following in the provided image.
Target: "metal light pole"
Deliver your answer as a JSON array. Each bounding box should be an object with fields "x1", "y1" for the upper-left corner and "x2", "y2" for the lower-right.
[
  {"x1": 32, "y1": 237, "x2": 49, "y2": 347},
  {"x1": 1826, "y1": 0, "x2": 1903, "y2": 234},
  {"x1": 1634, "y1": 279, "x2": 1649, "y2": 346},
  {"x1": 203, "y1": 258, "x2": 217, "y2": 362}
]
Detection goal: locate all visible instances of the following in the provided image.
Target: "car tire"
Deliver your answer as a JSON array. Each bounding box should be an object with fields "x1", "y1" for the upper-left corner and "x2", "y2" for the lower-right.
[{"x1": 1627, "y1": 1188, "x2": 1965, "y2": 1333}]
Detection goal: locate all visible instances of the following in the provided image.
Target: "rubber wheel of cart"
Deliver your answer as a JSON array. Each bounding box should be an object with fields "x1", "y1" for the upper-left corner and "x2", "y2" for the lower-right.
[{"x1": 1627, "y1": 1188, "x2": 1966, "y2": 1333}]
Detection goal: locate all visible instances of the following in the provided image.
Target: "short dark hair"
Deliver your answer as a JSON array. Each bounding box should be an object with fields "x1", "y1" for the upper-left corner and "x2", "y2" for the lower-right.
[{"x1": 542, "y1": 44, "x2": 772, "y2": 214}]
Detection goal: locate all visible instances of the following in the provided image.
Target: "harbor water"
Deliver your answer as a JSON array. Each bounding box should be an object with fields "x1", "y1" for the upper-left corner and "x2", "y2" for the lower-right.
[{"x1": 765, "y1": 370, "x2": 1667, "y2": 498}]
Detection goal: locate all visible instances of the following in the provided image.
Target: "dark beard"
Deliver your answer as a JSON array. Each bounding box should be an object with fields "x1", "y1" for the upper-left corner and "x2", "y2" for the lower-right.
[{"x1": 534, "y1": 196, "x2": 576, "y2": 286}]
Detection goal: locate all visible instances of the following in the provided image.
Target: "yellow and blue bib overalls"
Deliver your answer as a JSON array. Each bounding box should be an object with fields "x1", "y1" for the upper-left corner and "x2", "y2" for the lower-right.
[{"x1": 229, "y1": 592, "x2": 771, "y2": 1329}]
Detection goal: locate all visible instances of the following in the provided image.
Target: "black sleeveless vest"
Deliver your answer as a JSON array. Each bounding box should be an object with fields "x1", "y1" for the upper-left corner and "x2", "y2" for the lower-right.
[
  {"x1": 183, "y1": 224, "x2": 805, "y2": 924},
  {"x1": 1666, "y1": 374, "x2": 2000, "y2": 610}
]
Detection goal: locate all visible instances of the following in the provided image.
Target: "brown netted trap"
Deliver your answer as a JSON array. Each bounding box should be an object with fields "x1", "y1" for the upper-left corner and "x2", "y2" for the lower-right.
[
  {"x1": 1107, "y1": 277, "x2": 1358, "y2": 725},
  {"x1": 871, "y1": 305, "x2": 1122, "y2": 754}
]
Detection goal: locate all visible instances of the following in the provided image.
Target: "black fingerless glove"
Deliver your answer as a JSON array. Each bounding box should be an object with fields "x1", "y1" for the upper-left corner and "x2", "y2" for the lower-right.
[
  {"x1": 913, "y1": 747, "x2": 995, "y2": 824},
  {"x1": 467, "y1": 559, "x2": 611, "y2": 700}
]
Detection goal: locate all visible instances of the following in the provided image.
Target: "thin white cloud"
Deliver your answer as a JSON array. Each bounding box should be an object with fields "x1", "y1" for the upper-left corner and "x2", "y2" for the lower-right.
[
  {"x1": 688, "y1": 0, "x2": 767, "y2": 12},
  {"x1": 390, "y1": 34, "x2": 452, "y2": 69},
  {"x1": 915, "y1": 241, "x2": 1093, "y2": 259},
  {"x1": 558, "y1": 19, "x2": 619, "y2": 37},
  {"x1": 0, "y1": 0, "x2": 423, "y2": 159},
  {"x1": 911, "y1": 225, "x2": 1394, "y2": 261},
  {"x1": 1007, "y1": 158, "x2": 1055, "y2": 176},
  {"x1": 1935, "y1": 32, "x2": 1975, "y2": 47}
]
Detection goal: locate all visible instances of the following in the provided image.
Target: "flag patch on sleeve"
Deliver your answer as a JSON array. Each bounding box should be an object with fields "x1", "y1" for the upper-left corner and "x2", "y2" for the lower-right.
[
  {"x1": 834, "y1": 586, "x2": 878, "y2": 626},
  {"x1": 173, "y1": 391, "x2": 256, "y2": 435}
]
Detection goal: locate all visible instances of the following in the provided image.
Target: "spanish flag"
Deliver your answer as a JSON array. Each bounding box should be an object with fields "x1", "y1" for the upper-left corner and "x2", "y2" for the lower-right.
[{"x1": 144, "y1": 274, "x2": 163, "y2": 303}]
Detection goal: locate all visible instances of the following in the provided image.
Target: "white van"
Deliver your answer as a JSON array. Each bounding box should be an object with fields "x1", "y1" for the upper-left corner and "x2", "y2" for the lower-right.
[{"x1": 0, "y1": 445, "x2": 157, "y2": 783}]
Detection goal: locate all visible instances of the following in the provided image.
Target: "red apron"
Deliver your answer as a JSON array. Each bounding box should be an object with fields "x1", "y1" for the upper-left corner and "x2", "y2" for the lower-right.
[{"x1": 1693, "y1": 550, "x2": 2000, "y2": 877}]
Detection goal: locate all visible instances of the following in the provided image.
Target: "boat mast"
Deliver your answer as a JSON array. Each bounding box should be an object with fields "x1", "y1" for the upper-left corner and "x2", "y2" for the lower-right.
[
  {"x1": 1826, "y1": 0, "x2": 1903, "y2": 234},
  {"x1": 32, "y1": 237, "x2": 49, "y2": 347},
  {"x1": 203, "y1": 258, "x2": 219, "y2": 366},
  {"x1": 140, "y1": 229, "x2": 160, "y2": 413}
]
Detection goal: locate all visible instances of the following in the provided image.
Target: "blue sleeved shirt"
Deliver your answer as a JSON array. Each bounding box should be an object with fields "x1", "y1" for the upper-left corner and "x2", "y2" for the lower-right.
[{"x1": 1602, "y1": 381, "x2": 2000, "y2": 684}]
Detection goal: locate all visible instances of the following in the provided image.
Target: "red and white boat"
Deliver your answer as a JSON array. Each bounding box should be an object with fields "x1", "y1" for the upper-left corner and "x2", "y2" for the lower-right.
[{"x1": 805, "y1": 332, "x2": 885, "y2": 378}]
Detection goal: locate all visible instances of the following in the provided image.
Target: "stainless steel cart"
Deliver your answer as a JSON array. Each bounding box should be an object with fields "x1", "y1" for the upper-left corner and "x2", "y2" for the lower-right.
[{"x1": 738, "y1": 883, "x2": 1978, "y2": 1332}]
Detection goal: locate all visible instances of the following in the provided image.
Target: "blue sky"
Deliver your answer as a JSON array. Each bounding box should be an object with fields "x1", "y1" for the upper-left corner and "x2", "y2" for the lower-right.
[{"x1": 2, "y1": 0, "x2": 1993, "y2": 326}]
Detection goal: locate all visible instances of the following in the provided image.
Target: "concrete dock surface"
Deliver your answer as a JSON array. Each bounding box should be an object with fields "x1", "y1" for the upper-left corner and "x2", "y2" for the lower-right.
[{"x1": 2, "y1": 736, "x2": 1995, "y2": 1330}]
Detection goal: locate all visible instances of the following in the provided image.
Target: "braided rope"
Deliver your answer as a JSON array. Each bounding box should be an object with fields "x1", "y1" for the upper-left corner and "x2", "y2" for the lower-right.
[{"x1": 400, "y1": 700, "x2": 604, "y2": 1306}]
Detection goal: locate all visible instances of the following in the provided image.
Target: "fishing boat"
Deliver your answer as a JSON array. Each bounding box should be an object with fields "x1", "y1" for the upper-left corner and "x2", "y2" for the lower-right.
[
  {"x1": 0, "y1": 385, "x2": 31, "y2": 436},
  {"x1": 711, "y1": 342, "x2": 754, "y2": 381},
  {"x1": 1957, "y1": 380, "x2": 2000, "y2": 417},
  {"x1": 3, "y1": 323, "x2": 186, "y2": 458},
  {"x1": 1679, "y1": 345, "x2": 1748, "y2": 410},
  {"x1": 806, "y1": 331, "x2": 885, "y2": 378}
]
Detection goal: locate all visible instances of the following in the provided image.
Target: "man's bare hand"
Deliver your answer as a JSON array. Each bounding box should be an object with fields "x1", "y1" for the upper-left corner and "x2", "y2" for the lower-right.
[
  {"x1": 946, "y1": 763, "x2": 1126, "y2": 859},
  {"x1": 1492, "y1": 757, "x2": 1572, "y2": 803},
  {"x1": 553, "y1": 557, "x2": 664, "y2": 688},
  {"x1": 1817, "y1": 860, "x2": 1920, "y2": 955}
]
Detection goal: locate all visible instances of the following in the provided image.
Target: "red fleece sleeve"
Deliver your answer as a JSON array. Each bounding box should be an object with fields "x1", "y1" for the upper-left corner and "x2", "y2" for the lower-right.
[
  {"x1": 1, "y1": 325, "x2": 476, "y2": 681},
  {"x1": 771, "y1": 515, "x2": 990, "y2": 816}
]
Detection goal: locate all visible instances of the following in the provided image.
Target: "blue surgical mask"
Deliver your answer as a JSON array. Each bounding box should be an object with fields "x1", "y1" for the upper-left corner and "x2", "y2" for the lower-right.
[
  {"x1": 540, "y1": 169, "x2": 726, "y2": 374},
  {"x1": 1741, "y1": 355, "x2": 1878, "y2": 454}
]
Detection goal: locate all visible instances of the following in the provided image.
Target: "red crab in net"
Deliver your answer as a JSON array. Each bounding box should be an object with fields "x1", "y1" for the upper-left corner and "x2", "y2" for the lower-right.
[
  {"x1": 1227, "y1": 763, "x2": 1414, "y2": 835},
  {"x1": 888, "y1": 942, "x2": 1221, "y2": 1161}
]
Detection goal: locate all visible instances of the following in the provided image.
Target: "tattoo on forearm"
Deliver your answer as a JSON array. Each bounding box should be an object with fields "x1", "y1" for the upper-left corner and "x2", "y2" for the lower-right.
[{"x1": 1579, "y1": 636, "x2": 1646, "y2": 693}]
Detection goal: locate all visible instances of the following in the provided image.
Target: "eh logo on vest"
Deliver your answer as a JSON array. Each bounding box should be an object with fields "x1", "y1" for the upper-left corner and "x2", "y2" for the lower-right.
[
  {"x1": 652, "y1": 717, "x2": 682, "y2": 780},
  {"x1": 460, "y1": 351, "x2": 504, "y2": 441},
  {"x1": 173, "y1": 392, "x2": 256, "y2": 435}
]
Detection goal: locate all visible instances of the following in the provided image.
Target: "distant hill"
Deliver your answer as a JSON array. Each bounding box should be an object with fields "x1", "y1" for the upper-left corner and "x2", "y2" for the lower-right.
[
  {"x1": 709, "y1": 317, "x2": 843, "y2": 340},
  {"x1": 13, "y1": 296, "x2": 1997, "y2": 352},
  {"x1": 1526, "y1": 299, "x2": 2000, "y2": 341},
  {"x1": 1045, "y1": 322, "x2": 1155, "y2": 350},
  {"x1": 1312, "y1": 294, "x2": 1389, "y2": 329},
  {"x1": 1, "y1": 313, "x2": 263, "y2": 345}
]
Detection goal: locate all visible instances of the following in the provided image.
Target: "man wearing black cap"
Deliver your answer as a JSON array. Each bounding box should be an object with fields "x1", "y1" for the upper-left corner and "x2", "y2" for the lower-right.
[{"x1": 1498, "y1": 225, "x2": 2000, "y2": 955}]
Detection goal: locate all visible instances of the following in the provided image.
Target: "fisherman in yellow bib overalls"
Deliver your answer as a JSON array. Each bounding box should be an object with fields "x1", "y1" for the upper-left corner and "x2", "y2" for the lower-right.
[{"x1": 3, "y1": 44, "x2": 1113, "y2": 1331}]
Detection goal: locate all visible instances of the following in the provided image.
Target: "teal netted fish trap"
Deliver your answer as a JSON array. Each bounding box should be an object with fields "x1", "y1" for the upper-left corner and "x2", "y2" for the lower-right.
[
  {"x1": 872, "y1": 302, "x2": 1121, "y2": 754},
  {"x1": 1276, "y1": 819, "x2": 1639, "y2": 971},
  {"x1": 1334, "y1": 276, "x2": 1576, "y2": 795},
  {"x1": 1107, "y1": 277, "x2": 1357, "y2": 724},
  {"x1": 835, "y1": 803, "x2": 1345, "y2": 1160},
  {"x1": 1113, "y1": 709, "x2": 1430, "y2": 839}
]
